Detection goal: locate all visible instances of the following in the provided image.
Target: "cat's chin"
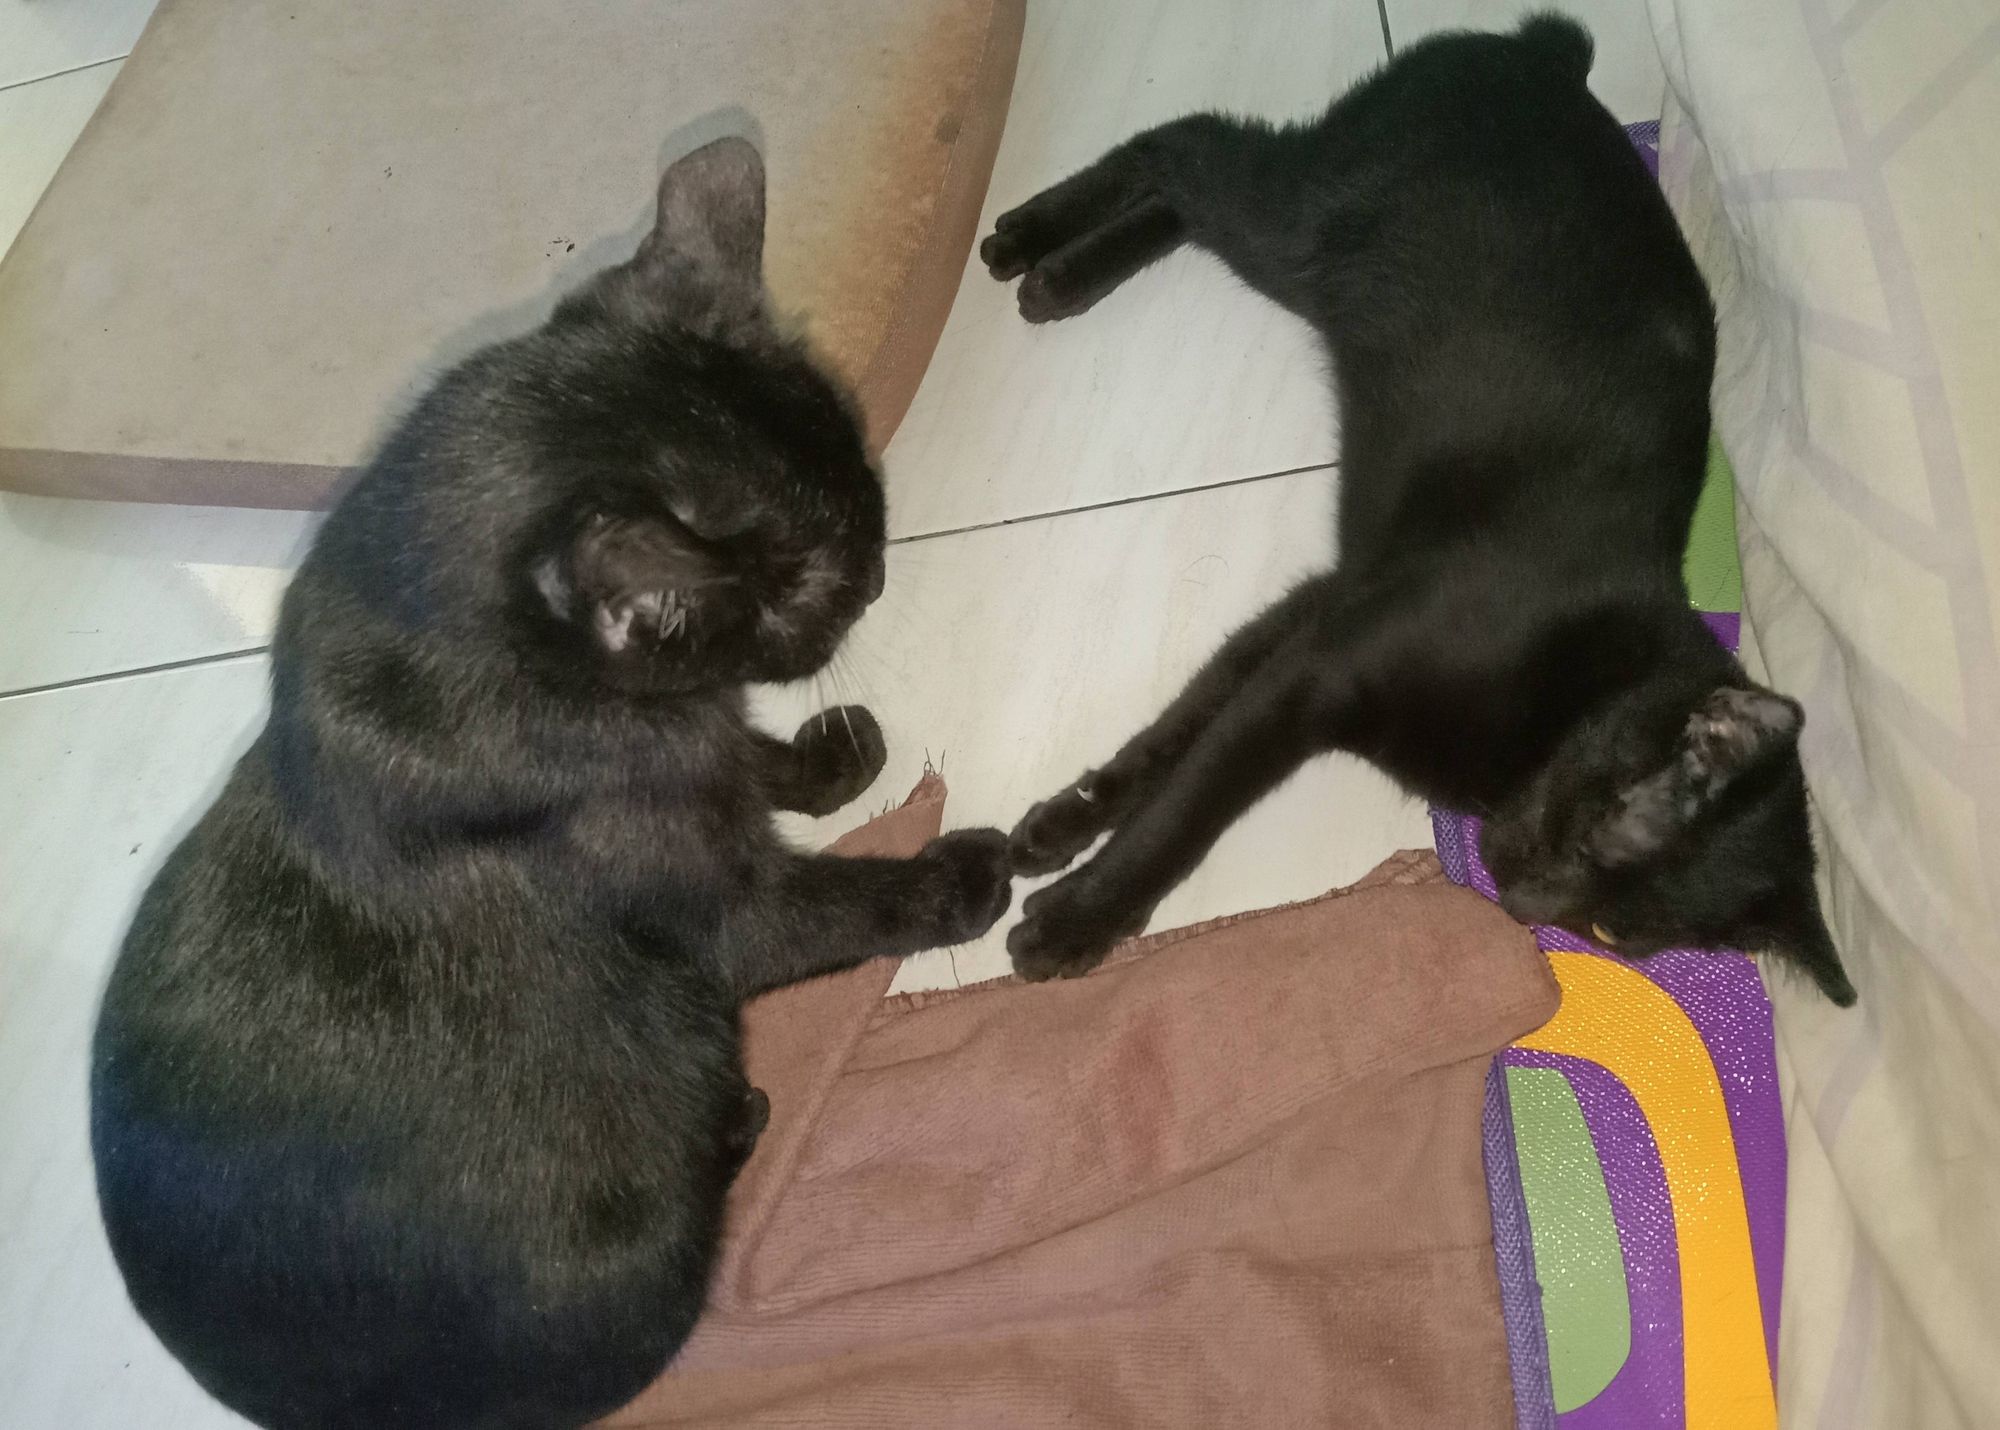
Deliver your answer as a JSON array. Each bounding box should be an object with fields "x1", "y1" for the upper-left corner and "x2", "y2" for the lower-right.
[
  {"x1": 742, "y1": 634, "x2": 856, "y2": 687},
  {"x1": 587, "y1": 648, "x2": 837, "y2": 697},
  {"x1": 748, "y1": 657, "x2": 841, "y2": 688}
]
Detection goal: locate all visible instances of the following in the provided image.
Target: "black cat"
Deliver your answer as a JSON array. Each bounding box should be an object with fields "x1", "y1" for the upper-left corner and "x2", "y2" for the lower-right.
[
  {"x1": 90, "y1": 138, "x2": 1013, "y2": 1430},
  {"x1": 983, "y1": 17, "x2": 1853, "y2": 1006}
]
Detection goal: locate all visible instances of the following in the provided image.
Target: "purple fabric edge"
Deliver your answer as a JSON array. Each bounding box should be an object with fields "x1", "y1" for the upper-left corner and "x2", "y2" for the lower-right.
[
  {"x1": 1511, "y1": 1050, "x2": 1687, "y2": 1427},
  {"x1": 1483, "y1": 1058, "x2": 1557, "y2": 1430},
  {"x1": 1629, "y1": 119, "x2": 1662, "y2": 178},
  {"x1": 1446, "y1": 810, "x2": 1558, "y2": 1428},
  {"x1": 1446, "y1": 804, "x2": 1786, "y2": 1423}
]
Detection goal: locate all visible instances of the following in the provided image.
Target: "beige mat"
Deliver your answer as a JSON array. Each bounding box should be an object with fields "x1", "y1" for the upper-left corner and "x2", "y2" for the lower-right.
[{"x1": 0, "y1": 0, "x2": 1023, "y2": 506}]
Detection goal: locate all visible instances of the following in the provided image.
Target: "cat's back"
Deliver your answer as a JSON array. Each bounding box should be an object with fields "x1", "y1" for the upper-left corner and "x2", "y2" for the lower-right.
[
  {"x1": 91, "y1": 742, "x2": 739, "y2": 1427},
  {"x1": 1313, "y1": 20, "x2": 1710, "y2": 366},
  {"x1": 1310, "y1": 20, "x2": 1716, "y2": 575},
  {"x1": 95, "y1": 733, "x2": 733, "y2": 1163}
]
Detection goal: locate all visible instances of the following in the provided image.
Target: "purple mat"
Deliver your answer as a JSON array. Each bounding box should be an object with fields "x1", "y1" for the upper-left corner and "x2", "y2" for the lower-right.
[
  {"x1": 1447, "y1": 603, "x2": 1784, "y2": 1429},
  {"x1": 1442, "y1": 112, "x2": 1783, "y2": 1429}
]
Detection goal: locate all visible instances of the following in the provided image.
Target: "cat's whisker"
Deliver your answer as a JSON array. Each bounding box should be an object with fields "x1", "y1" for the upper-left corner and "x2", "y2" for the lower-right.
[
  {"x1": 822, "y1": 653, "x2": 851, "y2": 709},
  {"x1": 827, "y1": 647, "x2": 872, "y2": 707},
  {"x1": 662, "y1": 594, "x2": 688, "y2": 641}
]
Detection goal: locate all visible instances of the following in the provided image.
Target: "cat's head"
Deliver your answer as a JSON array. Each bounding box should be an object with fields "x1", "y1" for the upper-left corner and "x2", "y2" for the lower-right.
[
  {"x1": 1480, "y1": 672, "x2": 1855, "y2": 1006},
  {"x1": 363, "y1": 137, "x2": 886, "y2": 694}
]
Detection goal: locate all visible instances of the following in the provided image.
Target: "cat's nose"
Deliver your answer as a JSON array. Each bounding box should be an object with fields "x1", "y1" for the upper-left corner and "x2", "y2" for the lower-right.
[{"x1": 861, "y1": 554, "x2": 886, "y2": 605}]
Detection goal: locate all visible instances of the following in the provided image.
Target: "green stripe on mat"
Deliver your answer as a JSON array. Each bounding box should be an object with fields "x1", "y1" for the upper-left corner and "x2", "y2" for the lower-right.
[
  {"x1": 1683, "y1": 433, "x2": 1742, "y2": 614},
  {"x1": 1507, "y1": 1066, "x2": 1632, "y2": 1413}
]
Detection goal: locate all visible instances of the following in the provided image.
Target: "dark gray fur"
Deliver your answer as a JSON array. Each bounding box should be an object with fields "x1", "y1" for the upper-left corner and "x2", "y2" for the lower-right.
[
  {"x1": 984, "y1": 19, "x2": 1853, "y2": 1005},
  {"x1": 90, "y1": 138, "x2": 1013, "y2": 1430}
]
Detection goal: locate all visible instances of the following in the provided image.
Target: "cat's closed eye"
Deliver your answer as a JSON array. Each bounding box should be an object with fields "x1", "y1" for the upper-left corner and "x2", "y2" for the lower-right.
[{"x1": 668, "y1": 498, "x2": 759, "y2": 543}]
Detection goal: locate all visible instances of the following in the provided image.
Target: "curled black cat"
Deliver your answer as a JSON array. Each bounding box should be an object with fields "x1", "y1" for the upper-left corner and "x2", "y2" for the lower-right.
[
  {"x1": 983, "y1": 17, "x2": 1854, "y2": 1006},
  {"x1": 90, "y1": 137, "x2": 1013, "y2": 1430}
]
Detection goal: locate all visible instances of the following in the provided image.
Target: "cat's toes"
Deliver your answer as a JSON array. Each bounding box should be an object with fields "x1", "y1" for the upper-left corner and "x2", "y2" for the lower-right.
[
  {"x1": 1007, "y1": 874, "x2": 1141, "y2": 983},
  {"x1": 1016, "y1": 267, "x2": 1090, "y2": 324},
  {"x1": 790, "y1": 705, "x2": 887, "y2": 816},
  {"x1": 741, "y1": 1085, "x2": 771, "y2": 1140},
  {"x1": 981, "y1": 204, "x2": 1101, "y2": 320},
  {"x1": 980, "y1": 228, "x2": 1035, "y2": 281},
  {"x1": 1009, "y1": 783, "x2": 1110, "y2": 876},
  {"x1": 921, "y1": 827, "x2": 1014, "y2": 944},
  {"x1": 724, "y1": 1085, "x2": 771, "y2": 1171}
]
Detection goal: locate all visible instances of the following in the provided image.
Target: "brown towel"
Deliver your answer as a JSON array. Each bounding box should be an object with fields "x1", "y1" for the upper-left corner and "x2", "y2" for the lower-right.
[{"x1": 604, "y1": 777, "x2": 1557, "y2": 1428}]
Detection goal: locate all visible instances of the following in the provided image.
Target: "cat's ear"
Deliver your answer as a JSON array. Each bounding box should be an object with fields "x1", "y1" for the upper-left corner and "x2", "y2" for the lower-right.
[
  {"x1": 1586, "y1": 685, "x2": 1804, "y2": 866},
  {"x1": 1758, "y1": 882, "x2": 1856, "y2": 1006},
  {"x1": 623, "y1": 136, "x2": 768, "y2": 337},
  {"x1": 534, "y1": 513, "x2": 728, "y2": 655}
]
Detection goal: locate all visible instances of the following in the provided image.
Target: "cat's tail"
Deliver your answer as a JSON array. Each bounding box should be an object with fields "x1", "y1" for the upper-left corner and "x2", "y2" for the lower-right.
[{"x1": 1517, "y1": 13, "x2": 1595, "y2": 86}]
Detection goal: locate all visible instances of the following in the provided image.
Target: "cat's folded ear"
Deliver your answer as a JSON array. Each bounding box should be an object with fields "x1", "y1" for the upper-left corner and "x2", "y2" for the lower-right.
[
  {"x1": 1586, "y1": 685, "x2": 1805, "y2": 867},
  {"x1": 1757, "y1": 882, "x2": 1857, "y2": 1007},
  {"x1": 534, "y1": 514, "x2": 728, "y2": 655},
  {"x1": 599, "y1": 136, "x2": 769, "y2": 339}
]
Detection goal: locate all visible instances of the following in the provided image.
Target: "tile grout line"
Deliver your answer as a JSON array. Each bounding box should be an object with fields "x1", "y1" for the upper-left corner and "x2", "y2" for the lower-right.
[
  {"x1": 0, "y1": 53, "x2": 128, "y2": 98},
  {"x1": 888, "y1": 459, "x2": 1339, "y2": 548},
  {"x1": 0, "y1": 462, "x2": 1338, "y2": 700},
  {"x1": 0, "y1": 646, "x2": 268, "y2": 703}
]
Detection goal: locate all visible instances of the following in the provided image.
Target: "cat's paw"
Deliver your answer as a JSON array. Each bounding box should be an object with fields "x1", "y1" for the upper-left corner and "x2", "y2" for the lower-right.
[
  {"x1": 979, "y1": 226, "x2": 1038, "y2": 282},
  {"x1": 788, "y1": 706, "x2": 887, "y2": 816},
  {"x1": 1007, "y1": 873, "x2": 1144, "y2": 982},
  {"x1": 1015, "y1": 267, "x2": 1097, "y2": 325},
  {"x1": 724, "y1": 1085, "x2": 771, "y2": 1172},
  {"x1": 920, "y1": 827, "x2": 1014, "y2": 945},
  {"x1": 979, "y1": 195, "x2": 1060, "y2": 278},
  {"x1": 1009, "y1": 779, "x2": 1113, "y2": 876}
]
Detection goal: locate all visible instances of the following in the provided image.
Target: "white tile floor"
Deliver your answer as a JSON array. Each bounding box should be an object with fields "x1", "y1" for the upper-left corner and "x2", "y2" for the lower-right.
[{"x1": 0, "y1": 0, "x2": 1665, "y2": 1421}]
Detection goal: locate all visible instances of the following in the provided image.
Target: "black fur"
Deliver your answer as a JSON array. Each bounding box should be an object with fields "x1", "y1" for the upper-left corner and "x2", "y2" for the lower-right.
[
  {"x1": 90, "y1": 138, "x2": 1013, "y2": 1430},
  {"x1": 984, "y1": 18, "x2": 1854, "y2": 1006}
]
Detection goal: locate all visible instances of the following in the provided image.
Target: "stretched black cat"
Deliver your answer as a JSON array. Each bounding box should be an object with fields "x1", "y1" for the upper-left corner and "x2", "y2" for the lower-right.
[
  {"x1": 90, "y1": 138, "x2": 1013, "y2": 1430},
  {"x1": 983, "y1": 17, "x2": 1854, "y2": 1005}
]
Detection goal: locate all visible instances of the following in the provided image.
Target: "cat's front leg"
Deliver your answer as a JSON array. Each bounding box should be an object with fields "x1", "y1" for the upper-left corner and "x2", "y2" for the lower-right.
[
  {"x1": 1011, "y1": 601, "x2": 1372, "y2": 981},
  {"x1": 1010, "y1": 573, "x2": 1338, "y2": 876},
  {"x1": 752, "y1": 706, "x2": 887, "y2": 817},
  {"x1": 723, "y1": 830, "x2": 1013, "y2": 998}
]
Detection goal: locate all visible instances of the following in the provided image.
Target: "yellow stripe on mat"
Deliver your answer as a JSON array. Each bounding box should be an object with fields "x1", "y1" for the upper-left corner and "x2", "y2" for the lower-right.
[{"x1": 1517, "y1": 952, "x2": 1776, "y2": 1430}]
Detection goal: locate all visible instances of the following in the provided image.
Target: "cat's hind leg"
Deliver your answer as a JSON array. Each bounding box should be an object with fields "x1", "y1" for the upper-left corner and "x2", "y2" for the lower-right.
[
  {"x1": 980, "y1": 116, "x2": 1252, "y2": 321},
  {"x1": 980, "y1": 155, "x2": 1151, "y2": 281},
  {"x1": 991, "y1": 194, "x2": 1186, "y2": 323},
  {"x1": 1013, "y1": 196, "x2": 1186, "y2": 323},
  {"x1": 987, "y1": 109, "x2": 1338, "y2": 322}
]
